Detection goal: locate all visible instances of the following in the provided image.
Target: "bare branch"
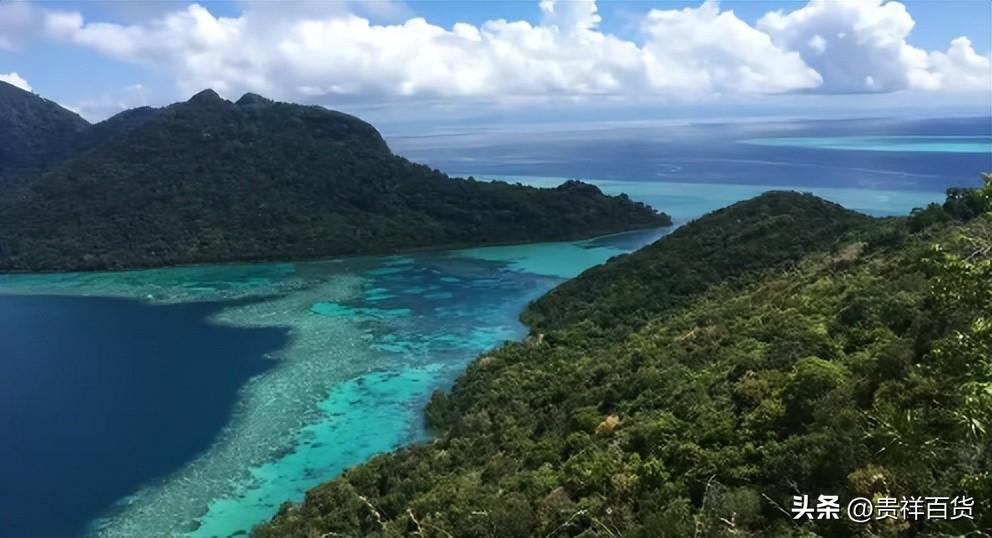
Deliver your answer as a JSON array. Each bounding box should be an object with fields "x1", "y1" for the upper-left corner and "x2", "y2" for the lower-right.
[
  {"x1": 544, "y1": 509, "x2": 588, "y2": 538},
  {"x1": 694, "y1": 474, "x2": 718, "y2": 538},
  {"x1": 407, "y1": 509, "x2": 425, "y2": 537},
  {"x1": 761, "y1": 492, "x2": 792, "y2": 519},
  {"x1": 589, "y1": 516, "x2": 620, "y2": 538}
]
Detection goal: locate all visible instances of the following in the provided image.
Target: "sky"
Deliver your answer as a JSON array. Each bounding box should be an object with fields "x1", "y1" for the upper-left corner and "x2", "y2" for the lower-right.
[{"x1": 1, "y1": 0, "x2": 990, "y2": 130}]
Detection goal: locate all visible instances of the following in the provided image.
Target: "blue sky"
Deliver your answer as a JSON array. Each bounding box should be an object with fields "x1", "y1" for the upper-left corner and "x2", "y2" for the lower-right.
[
  {"x1": 407, "y1": 0, "x2": 992, "y2": 50},
  {"x1": 1, "y1": 0, "x2": 989, "y2": 128}
]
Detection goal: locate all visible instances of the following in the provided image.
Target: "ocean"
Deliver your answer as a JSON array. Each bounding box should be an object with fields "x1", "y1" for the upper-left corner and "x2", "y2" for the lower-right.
[{"x1": 391, "y1": 116, "x2": 991, "y2": 193}]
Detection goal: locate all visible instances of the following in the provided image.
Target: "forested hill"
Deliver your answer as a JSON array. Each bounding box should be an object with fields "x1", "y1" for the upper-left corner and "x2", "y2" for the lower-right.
[
  {"x1": 256, "y1": 179, "x2": 991, "y2": 538},
  {"x1": 524, "y1": 191, "x2": 871, "y2": 336},
  {"x1": 0, "y1": 88, "x2": 669, "y2": 272},
  {"x1": 0, "y1": 81, "x2": 89, "y2": 184}
]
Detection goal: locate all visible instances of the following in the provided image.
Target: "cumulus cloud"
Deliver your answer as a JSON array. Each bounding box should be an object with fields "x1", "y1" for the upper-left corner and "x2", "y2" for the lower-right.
[
  {"x1": 640, "y1": 2, "x2": 821, "y2": 94},
  {"x1": 539, "y1": 0, "x2": 601, "y2": 32},
  {"x1": 40, "y1": 0, "x2": 824, "y2": 103},
  {"x1": 925, "y1": 37, "x2": 992, "y2": 92},
  {"x1": 33, "y1": 0, "x2": 992, "y2": 106},
  {"x1": 0, "y1": 72, "x2": 32, "y2": 92},
  {"x1": 758, "y1": 0, "x2": 990, "y2": 93}
]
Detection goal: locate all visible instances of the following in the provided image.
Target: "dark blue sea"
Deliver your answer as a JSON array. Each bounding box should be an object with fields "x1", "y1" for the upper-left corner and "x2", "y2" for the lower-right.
[
  {"x1": 390, "y1": 116, "x2": 991, "y2": 192},
  {"x1": 0, "y1": 296, "x2": 287, "y2": 538}
]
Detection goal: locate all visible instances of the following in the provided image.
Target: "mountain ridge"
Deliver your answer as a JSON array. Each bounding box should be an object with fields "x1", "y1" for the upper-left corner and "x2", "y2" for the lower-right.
[{"x1": 0, "y1": 86, "x2": 670, "y2": 272}]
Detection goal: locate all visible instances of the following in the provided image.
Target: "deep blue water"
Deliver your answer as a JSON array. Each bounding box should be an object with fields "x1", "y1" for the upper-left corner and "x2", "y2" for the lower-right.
[
  {"x1": 390, "y1": 116, "x2": 991, "y2": 191},
  {"x1": 0, "y1": 295, "x2": 287, "y2": 538}
]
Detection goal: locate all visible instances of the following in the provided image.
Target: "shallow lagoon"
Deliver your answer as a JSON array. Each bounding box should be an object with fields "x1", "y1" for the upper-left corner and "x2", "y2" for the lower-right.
[
  {"x1": 0, "y1": 175, "x2": 950, "y2": 537},
  {"x1": 0, "y1": 228, "x2": 663, "y2": 538},
  {"x1": 741, "y1": 135, "x2": 991, "y2": 154}
]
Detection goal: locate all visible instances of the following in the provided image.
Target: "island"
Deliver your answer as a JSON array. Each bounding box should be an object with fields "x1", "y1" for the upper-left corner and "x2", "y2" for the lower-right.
[{"x1": 0, "y1": 82, "x2": 670, "y2": 272}]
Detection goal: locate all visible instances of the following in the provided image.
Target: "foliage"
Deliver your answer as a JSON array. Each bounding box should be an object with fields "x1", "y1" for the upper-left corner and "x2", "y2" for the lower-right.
[
  {"x1": 0, "y1": 81, "x2": 90, "y2": 185},
  {"x1": 0, "y1": 89, "x2": 669, "y2": 271},
  {"x1": 256, "y1": 185, "x2": 991, "y2": 537},
  {"x1": 908, "y1": 173, "x2": 992, "y2": 232},
  {"x1": 523, "y1": 192, "x2": 871, "y2": 337}
]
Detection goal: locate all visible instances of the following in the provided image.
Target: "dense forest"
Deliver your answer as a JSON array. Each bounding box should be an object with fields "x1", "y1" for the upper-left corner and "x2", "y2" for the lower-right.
[
  {"x1": 0, "y1": 81, "x2": 89, "y2": 185},
  {"x1": 0, "y1": 83, "x2": 669, "y2": 271},
  {"x1": 256, "y1": 176, "x2": 991, "y2": 537}
]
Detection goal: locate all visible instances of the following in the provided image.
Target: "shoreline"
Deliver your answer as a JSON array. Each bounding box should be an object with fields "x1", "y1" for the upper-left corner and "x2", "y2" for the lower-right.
[
  {"x1": 0, "y1": 223, "x2": 672, "y2": 277},
  {"x1": 56, "y1": 224, "x2": 646, "y2": 537}
]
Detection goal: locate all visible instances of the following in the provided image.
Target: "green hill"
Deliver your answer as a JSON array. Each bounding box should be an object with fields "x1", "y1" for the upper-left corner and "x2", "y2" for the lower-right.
[
  {"x1": 524, "y1": 191, "x2": 871, "y2": 336},
  {"x1": 256, "y1": 180, "x2": 991, "y2": 537},
  {"x1": 0, "y1": 89, "x2": 669, "y2": 271},
  {"x1": 0, "y1": 81, "x2": 89, "y2": 185}
]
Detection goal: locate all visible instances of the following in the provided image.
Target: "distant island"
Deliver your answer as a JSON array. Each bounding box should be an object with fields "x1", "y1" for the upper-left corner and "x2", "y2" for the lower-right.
[
  {"x1": 256, "y1": 181, "x2": 992, "y2": 537},
  {"x1": 0, "y1": 82, "x2": 670, "y2": 272}
]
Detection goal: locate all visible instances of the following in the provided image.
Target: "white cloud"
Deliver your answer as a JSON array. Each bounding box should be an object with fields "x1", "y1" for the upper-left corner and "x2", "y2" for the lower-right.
[
  {"x1": 640, "y1": 1, "x2": 822, "y2": 94},
  {"x1": 925, "y1": 37, "x2": 992, "y2": 92},
  {"x1": 0, "y1": 72, "x2": 32, "y2": 92},
  {"x1": 33, "y1": 0, "x2": 992, "y2": 110},
  {"x1": 539, "y1": 0, "x2": 601, "y2": 32},
  {"x1": 66, "y1": 84, "x2": 149, "y2": 122},
  {"x1": 807, "y1": 35, "x2": 826, "y2": 55},
  {"x1": 40, "y1": 0, "x2": 822, "y2": 104},
  {"x1": 758, "y1": 0, "x2": 924, "y2": 93},
  {"x1": 757, "y1": 0, "x2": 991, "y2": 93},
  {"x1": 0, "y1": 2, "x2": 44, "y2": 50}
]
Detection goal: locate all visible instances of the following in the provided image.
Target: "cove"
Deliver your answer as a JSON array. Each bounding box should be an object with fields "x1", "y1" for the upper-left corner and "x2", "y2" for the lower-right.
[{"x1": 0, "y1": 230, "x2": 665, "y2": 538}]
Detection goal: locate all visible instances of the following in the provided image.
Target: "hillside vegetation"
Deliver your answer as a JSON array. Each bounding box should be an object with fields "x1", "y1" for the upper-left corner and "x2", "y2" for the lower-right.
[
  {"x1": 524, "y1": 192, "x2": 871, "y2": 336},
  {"x1": 0, "y1": 81, "x2": 89, "y2": 184},
  {"x1": 256, "y1": 179, "x2": 991, "y2": 537},
  {"x1": 0, "y1": 85, "x2": 668, "y2": 271}
]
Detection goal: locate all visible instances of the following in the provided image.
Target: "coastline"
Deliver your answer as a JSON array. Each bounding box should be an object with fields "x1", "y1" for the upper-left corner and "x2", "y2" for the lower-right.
[
  {"x1": 0, "y1": 226, "x2": 663, "y2": 537},
  {"x1": 0, "y1": 222, "x2": 671, "y2": 277}
]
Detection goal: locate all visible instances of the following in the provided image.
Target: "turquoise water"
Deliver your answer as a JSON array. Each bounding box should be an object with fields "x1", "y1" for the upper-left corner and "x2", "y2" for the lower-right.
[
  {"x1": 188, "y1": 366, "x2": 443, "y2": 538},
  {"x1": 0, "y1": 229, "x2": 665, "y2": 538},
  {"x1": 450, "y1": 228, "x2": 662, "y2": 278},
  {"x1": 459, "y1": 175, "x2": 948, "y2": 221},
  {"x1": 310, "y1": 301, "x2": 412, "y2": 319},
  {"x1": 740, "y1": 135, "x2": 992, "y2": 154},
  {"x1": 0, "y1": 176, "x2": 949, "y2": 537}
]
